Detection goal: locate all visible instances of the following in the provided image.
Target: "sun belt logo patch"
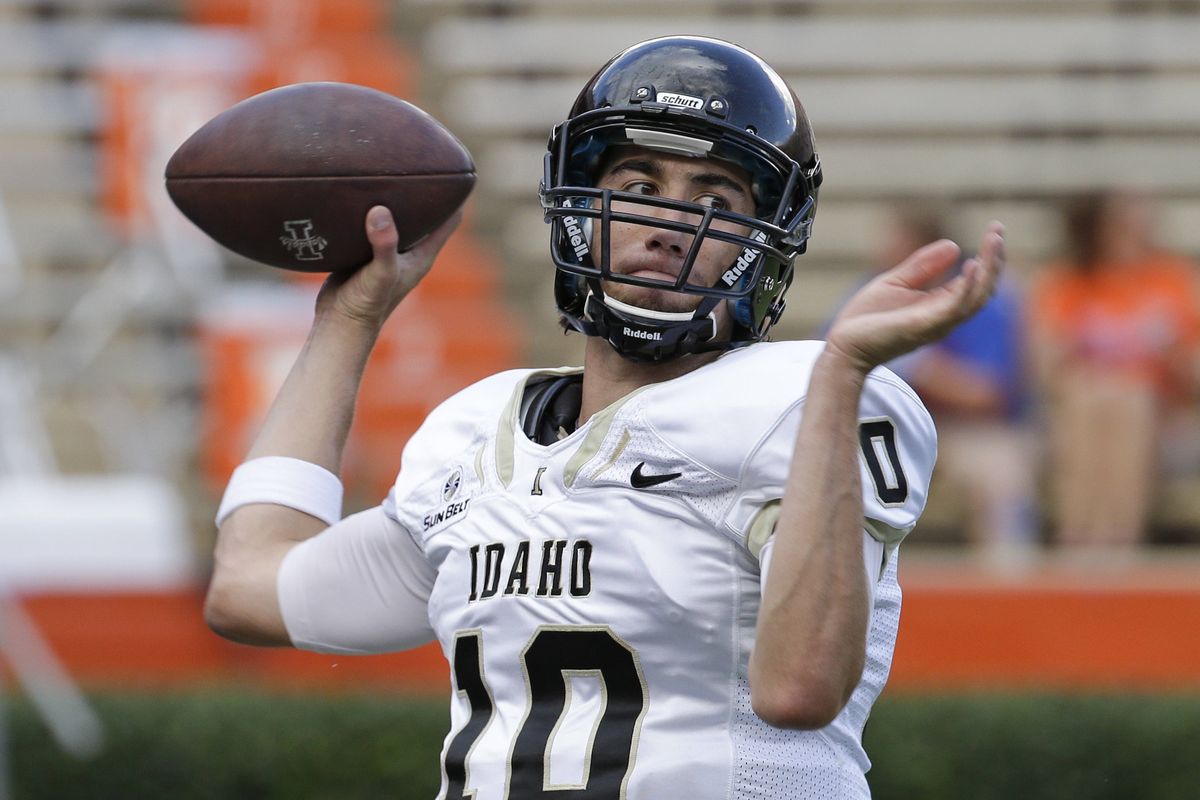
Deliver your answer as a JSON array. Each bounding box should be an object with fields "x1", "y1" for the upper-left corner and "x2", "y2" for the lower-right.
[
  {"x1": 443, "y1": 467, "x2": 463, "y2": 501},
  {"x1": 425, "y1": 466, "x2": 472, "y2": 533}
]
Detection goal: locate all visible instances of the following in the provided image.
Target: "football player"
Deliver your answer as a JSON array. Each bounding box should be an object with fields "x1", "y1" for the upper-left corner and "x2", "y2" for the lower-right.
[{"x1": 205, "y1": 36, "x2": 1004, "y2": 799}]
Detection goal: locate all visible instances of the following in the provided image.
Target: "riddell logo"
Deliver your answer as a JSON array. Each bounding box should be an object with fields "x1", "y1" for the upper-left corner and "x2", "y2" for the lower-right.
[
  {"x1": 280, "y1": 219, "x2": 328, "y2": 261},
  {"x1": 721, "y1": 230, "x2": 769, "y2": 287},
  {"x1": 623, "y1": 327, "x2": 662, "y2": 341},
  {"x1": 562, "y1": 216, "x2": 591, "y2": 260}
]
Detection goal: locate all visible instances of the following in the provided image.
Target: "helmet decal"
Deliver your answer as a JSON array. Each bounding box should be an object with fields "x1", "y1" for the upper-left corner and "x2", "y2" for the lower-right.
[
  {"x1": 561, "y1": 214, "x2": 592, "y2": 263},
  {"x1": 720, "y1": 229, "x2": 769, "y2": 289}
]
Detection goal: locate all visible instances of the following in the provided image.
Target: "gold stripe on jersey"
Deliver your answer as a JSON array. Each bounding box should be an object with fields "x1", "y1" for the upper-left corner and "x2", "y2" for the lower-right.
[
  {"x1": 473, "y1": 445, "x2": 486, "y2": 485},
  {"x1": 745, "y1": 501, "x2": 912, "y2": 572},
  {"x1": 497, "y1": 383, "x2": 520, "y2": 487},
  {"x1": 745, "y1": 499, "x2": 781, "y2": 561},
  {"x1": 563, "y1": 386, "x2": 651, "y2": 488},
  {"x1": 864, "y1": 516, "x2": 913, "y2": 574},
  {"x1": 496, "y1": 367, "x2": 585, "y2": 488},
  {"x1": 589, "y1": 427, "x2": 631, "y2": 481}
]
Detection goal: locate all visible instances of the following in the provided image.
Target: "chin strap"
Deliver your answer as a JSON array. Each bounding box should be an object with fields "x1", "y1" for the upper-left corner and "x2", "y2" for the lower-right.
[{"x1": 582, "y1": 292, "x2": 724, "y2": 362}]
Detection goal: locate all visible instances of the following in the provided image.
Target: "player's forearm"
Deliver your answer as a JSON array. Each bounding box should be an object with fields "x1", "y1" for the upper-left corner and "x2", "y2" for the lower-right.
[
  {"x1": 246, "y1": 310, "x2": 382, "y2": 470},
  {"x1": 207, "y1": 311, "x2": 384, "y2": 645},
  {"x1": 750, "y1": 347, "x2": 870, "y2": 729}
]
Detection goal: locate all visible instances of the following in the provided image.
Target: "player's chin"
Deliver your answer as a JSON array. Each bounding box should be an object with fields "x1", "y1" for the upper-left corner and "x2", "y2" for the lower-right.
[{"x1": 604, "y1": 283, "x2": 702, "y2": 315}]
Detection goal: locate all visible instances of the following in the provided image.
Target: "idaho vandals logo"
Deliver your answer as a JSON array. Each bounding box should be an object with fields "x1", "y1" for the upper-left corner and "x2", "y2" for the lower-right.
[
  {"x1": 425, "y1": 466, "x2": 471, "y2": 533},
  {"x1": 280, "y1": 219, "x2": 328, "y2": 261}
]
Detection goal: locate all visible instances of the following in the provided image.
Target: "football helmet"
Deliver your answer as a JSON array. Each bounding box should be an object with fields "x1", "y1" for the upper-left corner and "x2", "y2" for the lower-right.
[{"x1": 541, "y1": 35, "x2": 822, "y2": 361}]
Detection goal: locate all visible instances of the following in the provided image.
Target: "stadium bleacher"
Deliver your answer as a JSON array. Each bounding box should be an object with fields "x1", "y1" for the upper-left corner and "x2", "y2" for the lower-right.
[
  {"x1": 1, "y1": 0, "x2": 1199, "y2": 545},
  {"x1": 415, "y1": 8, "x2": 1200, "y2": 349}
]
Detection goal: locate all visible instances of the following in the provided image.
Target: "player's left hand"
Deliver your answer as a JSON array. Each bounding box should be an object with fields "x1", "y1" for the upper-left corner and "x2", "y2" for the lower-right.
[{"x1": 824, "y1": 221, "x2": 1005, "y2": 374}]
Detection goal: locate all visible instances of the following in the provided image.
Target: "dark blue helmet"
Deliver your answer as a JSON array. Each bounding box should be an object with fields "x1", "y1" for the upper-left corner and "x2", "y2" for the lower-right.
[{"x1": 540, "y1": 35, "x2": 822, "y2": 361}]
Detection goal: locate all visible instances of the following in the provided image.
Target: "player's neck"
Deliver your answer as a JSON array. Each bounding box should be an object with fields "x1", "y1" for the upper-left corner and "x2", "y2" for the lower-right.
[{"x1": 578, "y1": 337, "x2": 721, "y2": 426}]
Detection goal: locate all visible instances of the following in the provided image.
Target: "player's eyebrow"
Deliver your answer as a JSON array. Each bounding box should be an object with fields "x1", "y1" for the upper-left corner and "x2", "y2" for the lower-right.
[
  {"x1": 604, "y1": 157, "x2": 663, "y2": 181},
  {"x1": 689, "y1": 171, "x2": 749, "y2": 199}
]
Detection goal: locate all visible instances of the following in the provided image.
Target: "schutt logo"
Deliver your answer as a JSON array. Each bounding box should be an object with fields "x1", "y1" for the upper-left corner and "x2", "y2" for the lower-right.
[{"x1": 280, "y1": 219, "x2": 328, "y2": 261}]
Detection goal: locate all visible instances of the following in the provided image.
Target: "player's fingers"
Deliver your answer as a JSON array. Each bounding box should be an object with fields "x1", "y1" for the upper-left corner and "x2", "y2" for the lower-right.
[
  {"x1": 980, "y1": 222, "x2": 1006, "y2": 277},
  {"x1": 936, "y1": 221, "x2": 1003, "y2": 297},
  {"x1": 888, "y1": 239, "x2": 962, "y2": 290},
  {"x1": 965, "y1": 223, "x2": 1005, "y2": 307},
  {"x1": 365, "y1": 205, "x2": 400, "y2": 262},
  {"x1": 948, "y1": 255, "x2": 994, "y2": 318},
  {"x1": 954, "y1": 258, "x2": 987, "y2": 314}
]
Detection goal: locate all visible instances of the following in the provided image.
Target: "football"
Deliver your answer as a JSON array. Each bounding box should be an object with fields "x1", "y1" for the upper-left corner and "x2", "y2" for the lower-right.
[{"x1": 164, "y1": 82, "x2": 475, "y2": 272}]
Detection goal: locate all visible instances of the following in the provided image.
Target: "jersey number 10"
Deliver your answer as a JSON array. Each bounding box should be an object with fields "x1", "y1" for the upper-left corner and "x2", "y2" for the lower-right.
[{"x1": 445, "y1": 626, "x2": 647, "y2": 799}]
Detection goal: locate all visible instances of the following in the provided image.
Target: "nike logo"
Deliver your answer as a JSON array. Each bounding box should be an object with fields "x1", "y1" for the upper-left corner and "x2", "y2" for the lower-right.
[{"x1": 630, "y1": 462, "x2": 682, "y2": 489}]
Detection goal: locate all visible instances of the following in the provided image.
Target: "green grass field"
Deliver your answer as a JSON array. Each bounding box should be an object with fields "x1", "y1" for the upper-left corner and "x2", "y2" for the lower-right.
[{"x1": 5, "y1": 691, "x2": 1200, "y2": 799}]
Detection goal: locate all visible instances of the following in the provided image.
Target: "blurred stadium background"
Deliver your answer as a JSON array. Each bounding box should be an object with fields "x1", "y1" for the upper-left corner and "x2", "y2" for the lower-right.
[{"x1": 1, "y1": 0, "x2": 1199, "y2": 798}]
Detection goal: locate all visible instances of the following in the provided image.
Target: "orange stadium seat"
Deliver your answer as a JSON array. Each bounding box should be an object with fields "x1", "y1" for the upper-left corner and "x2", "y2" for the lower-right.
[
  {"x1": 248, "y1": 34, "x2": 417, "y2": 99},
  {"x1": 198, "y1": 282, "x2": 522, "y2": 503},
  {"x1": 185, "y1": 0, "x2": 417, "y2": 104},
  {"x1": 97, "y1": 50, "x2": 261, "y2": 237},
  {"x1": 197, "y1": 325, "x2": 270, "y2": 489},
  {"x1": 184, "y1": 0, "x2": 389, "y2": 37},
  {"x1": 420, "y1": 227, "x2": 504, "y2": 299},
  {"x1": 99, "y1": 4, "x2": 418, "y2": 233}
]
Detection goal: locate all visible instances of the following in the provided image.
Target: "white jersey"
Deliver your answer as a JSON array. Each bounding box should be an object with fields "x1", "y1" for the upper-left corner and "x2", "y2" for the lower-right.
[{"x1": 278, "y1": 340, "x2": 936, "y2": 800}]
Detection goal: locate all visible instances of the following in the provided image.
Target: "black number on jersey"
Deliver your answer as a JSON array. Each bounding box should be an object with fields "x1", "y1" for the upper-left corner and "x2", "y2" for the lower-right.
[
  {"x1": 859, "y1": 419, "x2": 908, "y2": 505},
  {"x1": 445, "y1": 630, "x2": 494, "y2": 799},
  {"x1": 445, "y1": 626, "x2": 647, "y2": 799}
]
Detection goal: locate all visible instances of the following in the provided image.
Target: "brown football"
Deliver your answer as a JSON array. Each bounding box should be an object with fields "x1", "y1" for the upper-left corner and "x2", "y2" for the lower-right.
[{"x1": 165, "y1": 82, "x2": 475, "y2": 272}]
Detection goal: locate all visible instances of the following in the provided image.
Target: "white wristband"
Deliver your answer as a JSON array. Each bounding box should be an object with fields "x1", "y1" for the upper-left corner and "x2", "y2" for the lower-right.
[{"x1": 216, "y1": 456, "x2": 344, "y2": 527}]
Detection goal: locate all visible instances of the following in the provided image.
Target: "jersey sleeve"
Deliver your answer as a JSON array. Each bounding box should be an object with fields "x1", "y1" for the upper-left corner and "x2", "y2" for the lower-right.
[
  {"x1": 278, "y1": 371, "x2": 527, "y2": 655},
  {"x1": 724, "y1": 363, "x2": 937, "y2": 562},
  {"x1": 388, "y1": 369, "x2": 527, "y2": 536},
  {"x1": 277, "y1": 503, "x2": 436, "y2": 654},
  {"x1": 854, "y1": 367, "x2": 938, "y2": 549}
]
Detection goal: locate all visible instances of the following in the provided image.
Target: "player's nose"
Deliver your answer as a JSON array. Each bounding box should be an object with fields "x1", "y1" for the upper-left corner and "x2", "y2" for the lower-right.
[{"x1": 643, "y1": 209, "x2": 694, "y2": 257}]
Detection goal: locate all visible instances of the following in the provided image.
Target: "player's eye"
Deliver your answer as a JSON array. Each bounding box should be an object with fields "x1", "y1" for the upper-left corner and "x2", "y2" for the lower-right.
[
  {"x1": 696, "y1": 194, "x2": 729, "y2": 210},
  {"x1": 622, "y1": 181, "x2": 658, "y2": 196}
]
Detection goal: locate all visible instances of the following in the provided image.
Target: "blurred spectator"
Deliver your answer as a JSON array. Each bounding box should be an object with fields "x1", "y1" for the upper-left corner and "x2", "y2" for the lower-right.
[
  {"x1": 1029, "y1": 189, "x2": 1200, "y2": 553},
  {"x1": 872, "y1": 205, "x2": 1038, "y2": 568}
]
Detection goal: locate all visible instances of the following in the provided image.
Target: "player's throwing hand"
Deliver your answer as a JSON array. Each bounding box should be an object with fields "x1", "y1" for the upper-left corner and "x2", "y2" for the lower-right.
[
  {"x1": 315, "y1": 205, "x2": 463, "y2": 331},
  {"x1": 824, "y1": 222, "x2": 1005, "y2": 374}
]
